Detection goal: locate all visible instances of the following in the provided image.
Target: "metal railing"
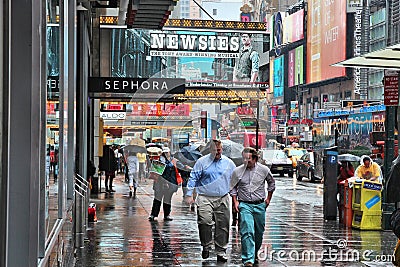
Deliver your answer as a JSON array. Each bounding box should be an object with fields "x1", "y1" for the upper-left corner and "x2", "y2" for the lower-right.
[{"x1": 74, "y1": 174, "x2": 89, "y2": 248}]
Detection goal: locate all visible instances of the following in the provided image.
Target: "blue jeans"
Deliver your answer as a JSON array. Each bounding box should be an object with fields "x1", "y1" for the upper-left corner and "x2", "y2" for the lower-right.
[{"x1": 239, "y1": 201, "x2": 266, "y2": 264}]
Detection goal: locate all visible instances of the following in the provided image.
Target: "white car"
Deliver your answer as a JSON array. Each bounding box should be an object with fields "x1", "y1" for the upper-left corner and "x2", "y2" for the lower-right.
[{"x1": 260, "y1": 149, "x2": 294, "y2": 177}]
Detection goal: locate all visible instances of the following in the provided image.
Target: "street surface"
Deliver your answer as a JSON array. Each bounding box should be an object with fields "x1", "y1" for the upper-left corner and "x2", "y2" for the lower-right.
[{"x1": 73, "y1": 173, "x2": 397, "y2": 266}]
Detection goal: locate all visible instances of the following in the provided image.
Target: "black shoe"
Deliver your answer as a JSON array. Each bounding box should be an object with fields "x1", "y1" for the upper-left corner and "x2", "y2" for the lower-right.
[
  {"x1": 129, "y1": 191, "x2": 133, "y2": 197},
  {"x1": 110, "y1": 189, "x2": 116, "y2": 192},
  {"x1": 164, "y1": 216, "x2": 173, "y2": 221},
  {"x1": 201, "y1": 249, "x2": 209, "y2": 259},
  {"x1": 217, "y1": 254, "x2": 228, "y2": 262},
  {"x1": 148, "y1": 215, "x2": 155, "y2": 221}
]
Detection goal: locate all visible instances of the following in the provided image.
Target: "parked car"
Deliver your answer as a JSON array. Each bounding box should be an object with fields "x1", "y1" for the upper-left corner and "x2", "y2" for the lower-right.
[
  {"x1": 296, "y1": 151, "x2": 324, "y2": 182},
  {"x1": 260, "y1": 149, "x2": 294, "y2": 177},
  {"x1": 283, "y1": 147, "x2": 307, "y2": 169}
]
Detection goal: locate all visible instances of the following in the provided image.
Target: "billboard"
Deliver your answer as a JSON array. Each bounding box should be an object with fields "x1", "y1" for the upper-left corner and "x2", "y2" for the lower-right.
[
  {"x1": 313, "y1": 111, "x2": 385, "y2": 152},
  {"x1": 288, "y1": 45, "x2": 304, "y2": 87},
  {"x1": 290, "y1": 101, "x2": 299, "y2": 119},
  {"x1": 273, "y1": 56, "x2": 284, "y2": 98},
  {"x1": 150, "y1": 32, "x2": 240, "y2": 58},
  {"x1": 306, "y1": 0, "x2": 346, "y2": 84},
  {"x1": 283, "y1": 9, "x2": 304, "y2": 44}
]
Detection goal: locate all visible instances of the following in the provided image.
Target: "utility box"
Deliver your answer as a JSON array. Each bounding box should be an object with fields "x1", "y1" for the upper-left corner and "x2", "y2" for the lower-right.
[
  {"x1": 338, "y1": 178, "x2": 354, "y2": 227},
  {"x1": 323, "y1": 146, "x2": 338, "y2": 220},
  {"x1": 352, "y1": 179, "x2": 382, "y2": 230}
]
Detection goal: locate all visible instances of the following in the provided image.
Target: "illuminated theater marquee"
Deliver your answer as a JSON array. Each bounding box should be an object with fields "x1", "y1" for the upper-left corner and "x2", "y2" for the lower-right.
[{"x1": 150, "y1": 33, "x2": 240, "y2": 58}]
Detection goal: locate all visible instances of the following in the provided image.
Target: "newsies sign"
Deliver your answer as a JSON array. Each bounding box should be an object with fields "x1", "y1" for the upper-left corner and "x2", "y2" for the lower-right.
[
  {"x1": 150, "y1": 32, "x2": 240, "y2": 58},
  {"x1": 88, "y1": 78, "x2": 185, "y2": 96}
]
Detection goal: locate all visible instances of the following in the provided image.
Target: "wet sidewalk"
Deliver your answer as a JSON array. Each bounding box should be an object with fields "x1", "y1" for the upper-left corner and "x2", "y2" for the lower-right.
[{"x1": 73, "y1": 175, "x2": 398, "y2": 267}]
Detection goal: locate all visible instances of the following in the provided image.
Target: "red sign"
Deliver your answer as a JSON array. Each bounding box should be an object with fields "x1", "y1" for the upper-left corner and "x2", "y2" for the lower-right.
[
  {"x1": 236, "y1": 106, "x2": 254, "y2": 115},
  {"x1": 384, "y1": 75, "x2": 399, "y2": 106},
  {"x1": 107, "y1": 104, "x2": 124, "y2": 110},
  {"x1": 129, "y1": 104, "x2": 190, "y2": 116}
]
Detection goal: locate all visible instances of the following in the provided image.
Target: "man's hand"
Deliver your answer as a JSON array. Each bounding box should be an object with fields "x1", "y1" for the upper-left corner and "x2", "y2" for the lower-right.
[
  {"x1": 185, "y1": 196, "x2": 194, "y2": 205},
  {"x1": 265, "y1": 198, "x2": 271, "y2": 207},
  {"x1": 232, "y1": 198, "x2": 239, "y2": 213}
]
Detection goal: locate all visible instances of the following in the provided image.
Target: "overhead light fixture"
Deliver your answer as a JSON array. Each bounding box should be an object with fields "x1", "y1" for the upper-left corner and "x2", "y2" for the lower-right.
[{"x1": 77, "y1": 2, "x2": 88, "y2": 11}]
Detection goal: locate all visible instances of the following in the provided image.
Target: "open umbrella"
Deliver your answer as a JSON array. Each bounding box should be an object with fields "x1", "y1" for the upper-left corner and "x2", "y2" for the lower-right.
[
  {"x1": 130, "y1": 137, "x2": 145, "y2": 147},
  {"x1": 338, "y1": 154, "x2": 360, "y2": 162},
  {"x1": 201, "y1": 140, "x2": 244, "y2": 166},
  {"x1": 122, "y1": 144, "x2": 147, "y2": 155},
  {"x1": 122, "y1": 137, "x2": 147, "y2": 155},
  {"x1": 174, "y1": 145, "x2": 203, "y2": 167},
  {"x1": 146, "y1": 146, "x2": 162, "y2": 157}
]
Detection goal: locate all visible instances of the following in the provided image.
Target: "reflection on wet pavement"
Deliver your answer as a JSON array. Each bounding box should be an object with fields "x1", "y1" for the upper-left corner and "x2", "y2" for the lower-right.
[{"x1": 73, "y1": 175, "x2": 397, "y2": 266}]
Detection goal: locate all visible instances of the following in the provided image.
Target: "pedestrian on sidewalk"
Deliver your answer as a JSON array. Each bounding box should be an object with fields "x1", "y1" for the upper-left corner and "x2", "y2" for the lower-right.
[
  {"x1": 126, "y1": 151, "x2": 139, "y2": 198},
  {"x1": 230, "y1": 147, "x2": 275, "y2": 267},
  {"x1": 185, "y1": 139, "x2": 236, "y2": 263},
  {"x1": 137, "y1": 151, "x2": 147, "y2": 181},
  {"x1": 102, "y1": 145, "x2": 117, "y2": 192},
  {"x1": 149, "y1": 147, "x2": 180, "y2": 222}
]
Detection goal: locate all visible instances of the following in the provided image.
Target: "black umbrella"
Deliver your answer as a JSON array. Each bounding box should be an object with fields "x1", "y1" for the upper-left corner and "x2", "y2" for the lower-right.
[
  {"x1": 122, "y1": 144, "x2": 147, "y2": 155},
  {"x1": 180, "y1": 145, "x2": 203, "y2": 161},
  {"x1": 174, "y1": 145, "x2": 203, "y2": 167}
]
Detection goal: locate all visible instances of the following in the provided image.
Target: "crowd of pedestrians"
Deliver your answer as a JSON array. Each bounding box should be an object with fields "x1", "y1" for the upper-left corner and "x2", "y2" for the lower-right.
[
  {"x1": 95, "y1": 140, "x2": 276, "y2": 266},
  {"x1": 95, "y1": 139, "x2": 400, "y2": 266}
]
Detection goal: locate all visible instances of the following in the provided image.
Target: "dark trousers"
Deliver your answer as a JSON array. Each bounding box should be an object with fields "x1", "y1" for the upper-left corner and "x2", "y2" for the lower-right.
[
  {"x1": 150, "y1": 188, "x2": 174, "y2": 218},
  {"x1": 105, "y1": 171, "x2": 115, "y2": 190}
]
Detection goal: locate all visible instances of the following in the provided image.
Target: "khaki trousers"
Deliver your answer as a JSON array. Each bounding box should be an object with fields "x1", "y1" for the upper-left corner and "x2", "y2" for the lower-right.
[{"x1": 196, "y1": 194, "x2": 230, "y2": 254}]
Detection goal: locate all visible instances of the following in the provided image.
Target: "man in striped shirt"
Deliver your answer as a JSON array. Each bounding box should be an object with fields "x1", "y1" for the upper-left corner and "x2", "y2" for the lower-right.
[{"x1": 230, "y1": 147, "x2": 275, "y2": 267}]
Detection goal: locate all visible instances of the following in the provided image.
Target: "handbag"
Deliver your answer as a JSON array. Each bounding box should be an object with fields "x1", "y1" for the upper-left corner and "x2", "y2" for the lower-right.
[{"x1": 175, "y1": 167, "x2": 183, "y2": 185}]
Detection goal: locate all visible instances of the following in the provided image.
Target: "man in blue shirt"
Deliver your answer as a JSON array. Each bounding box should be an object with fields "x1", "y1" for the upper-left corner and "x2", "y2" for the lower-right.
[{"x1": 185, "y1": 139, "x2": 236, "y2": 263}]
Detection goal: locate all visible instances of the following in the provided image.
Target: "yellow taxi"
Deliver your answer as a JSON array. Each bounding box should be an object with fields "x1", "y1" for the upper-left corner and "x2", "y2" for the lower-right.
[{"x1": 283, "y1": 148, "x2": 307, "y2": 169}]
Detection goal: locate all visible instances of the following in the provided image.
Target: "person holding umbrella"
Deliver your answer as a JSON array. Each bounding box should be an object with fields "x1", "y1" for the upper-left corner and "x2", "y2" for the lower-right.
[
  {"x1": 338, "y1": 161, "x2": 355, "y2": 182},
  {"x1": 126, "y1": 151, "x2": 139, "y2": 198}
]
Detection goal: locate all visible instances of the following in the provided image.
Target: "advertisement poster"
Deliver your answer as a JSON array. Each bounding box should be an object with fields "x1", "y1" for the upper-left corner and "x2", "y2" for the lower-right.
[
  {"x1": 288, "y1": 50, "x2": 295, "y2": 87},
  {"x1": 283, "y1": 9, "x2": 304, "y2": 44},
  {"x1": 288, "y1": 46, "x2": 304, "y2": 87},
  {"x1": 290, "y1": 101, "x2": 299, "y2": 119},
  {"x1": 295, "y1": 45, "x2": 304, "y2": 85},
  {"x1": 273, "y1": 56, "x2": 284, "y2": 98},
  {"x1": 306, "y1": 0, "x2": 346, "y2": 84},
  {"x1": 313, "y1": 111, "x2": 385, "y2": 152},
  {"x1": 148, "y1": 30, "x2": 265, "y2": 83}
]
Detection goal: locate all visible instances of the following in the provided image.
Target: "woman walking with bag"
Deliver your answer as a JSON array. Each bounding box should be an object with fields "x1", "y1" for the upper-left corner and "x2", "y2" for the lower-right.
[{"x1": 148, "y1": 147, "x2": 182, "y2": 221}]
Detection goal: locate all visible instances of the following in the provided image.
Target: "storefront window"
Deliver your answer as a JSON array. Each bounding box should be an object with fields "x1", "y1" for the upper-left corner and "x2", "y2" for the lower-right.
[{"x1": 46, "y1": 0, "x2": 60, "y2": 242}]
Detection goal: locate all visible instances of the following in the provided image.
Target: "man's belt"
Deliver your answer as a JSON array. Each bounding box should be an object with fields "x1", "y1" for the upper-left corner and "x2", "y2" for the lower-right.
[{"x1": 240, "y1": 199, "x2": 264, "y2": 205}]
